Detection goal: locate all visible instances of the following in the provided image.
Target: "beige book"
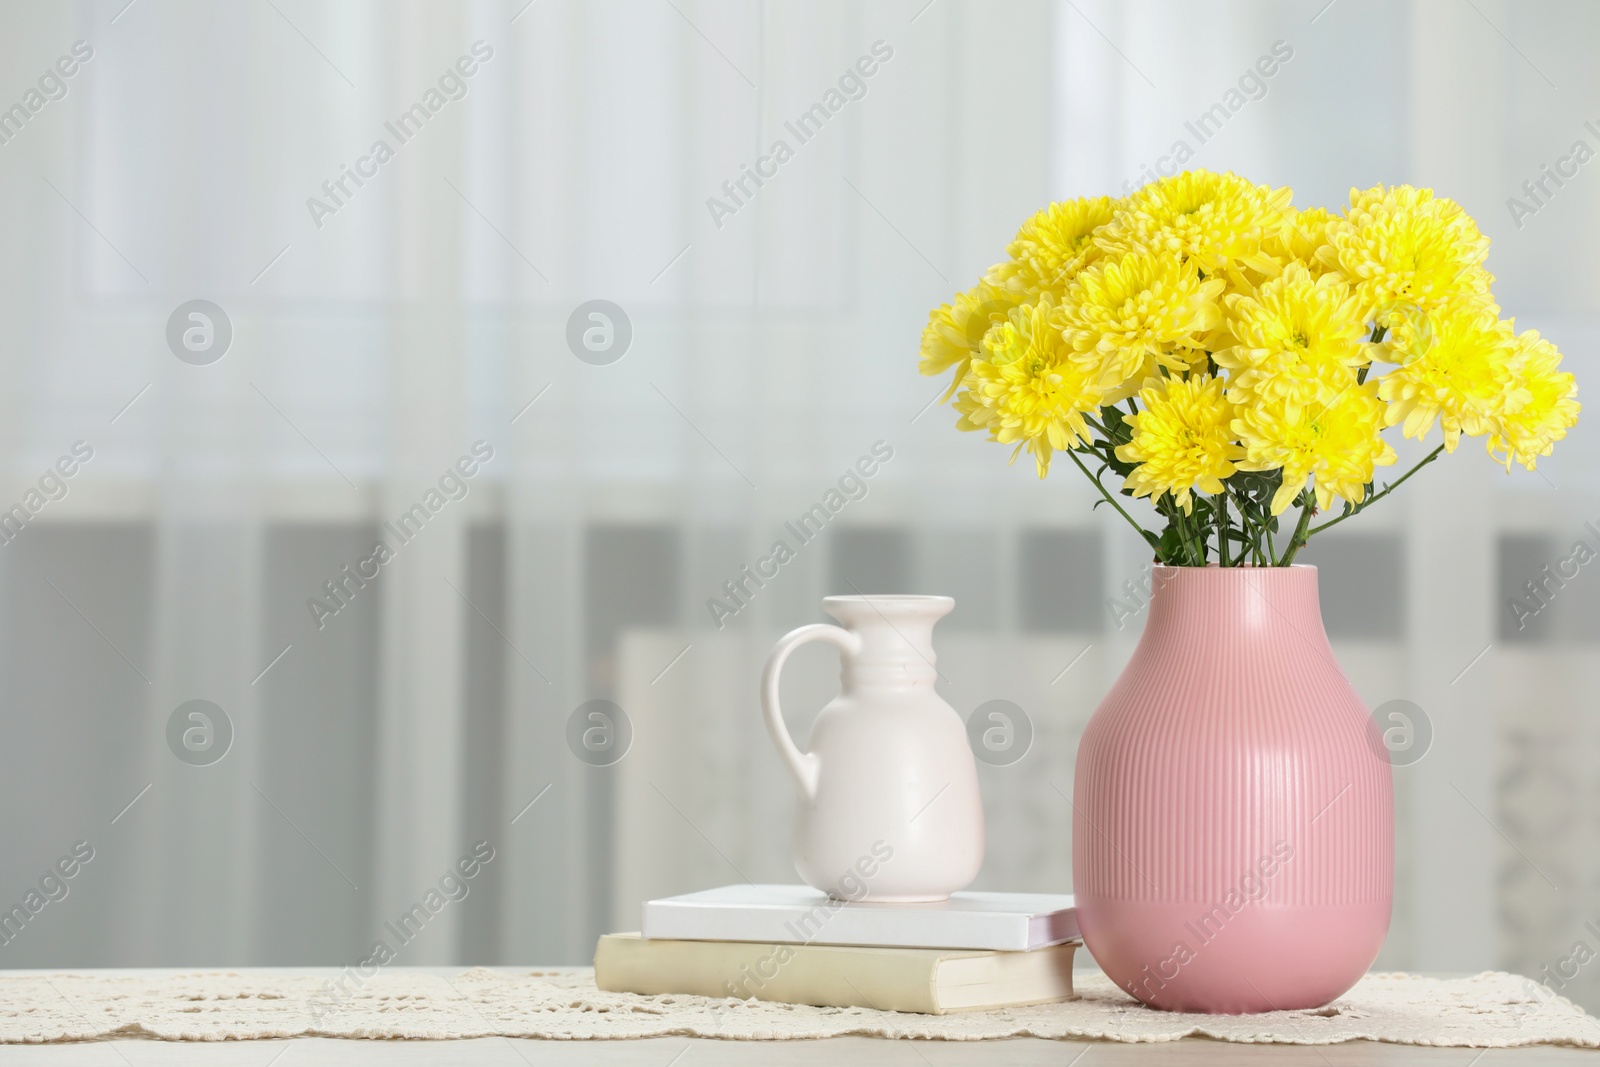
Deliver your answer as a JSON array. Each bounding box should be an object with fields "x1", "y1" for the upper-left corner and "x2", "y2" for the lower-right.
[{"x1": 595, "y1": 932, "x2": 1077, "y2": 1015}]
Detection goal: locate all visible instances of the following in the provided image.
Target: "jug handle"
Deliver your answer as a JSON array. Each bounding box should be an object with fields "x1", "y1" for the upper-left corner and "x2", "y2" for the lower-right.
[{"x1": 761, "y1": 623, "x2": 861, "y2": 802}]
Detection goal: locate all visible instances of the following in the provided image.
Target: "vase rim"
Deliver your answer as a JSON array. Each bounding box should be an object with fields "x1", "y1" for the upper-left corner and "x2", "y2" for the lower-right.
[
  {"x1": 822, "y1": 593, "x2": 954, "y2": 603},
  {"x1": 1149, "y1": 563, "x2": 1317, "y2": 573},
  {"x1": 822, "y1": 594, "x2": 955, "y2": 624}
]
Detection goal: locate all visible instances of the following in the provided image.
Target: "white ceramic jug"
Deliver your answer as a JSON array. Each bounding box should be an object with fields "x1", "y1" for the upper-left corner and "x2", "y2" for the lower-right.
[{"x1": 761, "y1": 594, "x2": 985, "y2": 902}]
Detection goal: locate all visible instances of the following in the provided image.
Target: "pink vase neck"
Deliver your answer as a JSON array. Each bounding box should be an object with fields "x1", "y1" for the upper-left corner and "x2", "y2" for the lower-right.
[{"x1": 1143, "y1": 564, "x2": 1328, "y2": 652}]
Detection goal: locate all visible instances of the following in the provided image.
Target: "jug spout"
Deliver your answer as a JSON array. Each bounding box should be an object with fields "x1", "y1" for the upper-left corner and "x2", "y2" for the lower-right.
[{"x1": 822, "y1": 594, "x2": 952, "y2": 688}]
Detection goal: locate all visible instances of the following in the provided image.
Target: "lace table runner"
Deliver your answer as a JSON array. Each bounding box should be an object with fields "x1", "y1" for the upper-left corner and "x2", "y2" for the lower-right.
[{"x1": 2, "y1": 968, "x2": 1595, "y2": 1047}]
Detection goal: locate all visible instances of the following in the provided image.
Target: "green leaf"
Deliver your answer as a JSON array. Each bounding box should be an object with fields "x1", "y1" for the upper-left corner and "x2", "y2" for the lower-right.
[
  {"x1": 1099, "y1": 405, "x2": 1131, "y2": 441},
  {"x1": 1155, "y1": 524, "x2": 1185, "y2": 562}
]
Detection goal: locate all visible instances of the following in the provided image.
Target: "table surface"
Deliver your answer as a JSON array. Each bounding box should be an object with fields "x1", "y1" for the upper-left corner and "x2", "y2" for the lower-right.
[
  {"x1": 2, "y1": 1037, "x2": 1594, "y2": 1065},
  {"x1": 0, "y1": 968, "x2": 1590, "y2": 1065}
]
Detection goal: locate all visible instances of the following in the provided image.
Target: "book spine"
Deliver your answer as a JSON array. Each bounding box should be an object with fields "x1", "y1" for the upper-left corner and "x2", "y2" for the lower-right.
[{"x1": 596, "y1": 935, "x2": 942, "y2": 1013}]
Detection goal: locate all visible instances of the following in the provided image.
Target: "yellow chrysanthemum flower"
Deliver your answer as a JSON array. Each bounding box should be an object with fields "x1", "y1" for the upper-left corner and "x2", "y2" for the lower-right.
[
  {"x1": 1233, "y1": 384, "x2": 1398, "y2": 515},
  {"x1": 914, "y1": 168, "x2": 1579, "y2": 564},
  {"x1": 986, "y1": 196, "x2": 1116, "y2": 297},
  {"x1": 1115, "y1": 374, "x2": 1244, "y2": 513},
  {"x1": 1257, "y1": 206, "x2": 1338, "y2": 280},
  {"x1": 1097, "y1": 169, "x2": 1293, "y2": 276},
  {"x1": 1486, "y1": 328, "x2": 1580, "y2": 471},
  {"x1": 1057, "y1": 251, "x2": 1224, "y2": 394},
  {"x1": 1376, "y1": 301, "x2": 1523, "y2": 451},
  {"x1": 918, "y1": 280, "x2": 1026, "y2": 398},
  {"x1": 953, "y1": 293, "x2": 1104, "y2": 477},
  {"x1": 1319, "y1": 184, "x2": 1492, "y2": 323},
  {"x1": 1215, "y1": 263, "x2": 1373, "y2": 406}
]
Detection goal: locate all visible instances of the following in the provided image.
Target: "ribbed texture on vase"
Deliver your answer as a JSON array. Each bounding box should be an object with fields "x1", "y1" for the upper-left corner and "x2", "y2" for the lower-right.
[{"x1": 1073, "y1": 566, "x2": 1393, "y2": 909}]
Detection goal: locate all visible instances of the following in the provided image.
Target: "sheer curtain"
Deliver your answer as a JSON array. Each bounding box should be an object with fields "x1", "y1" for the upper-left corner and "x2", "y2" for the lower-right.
[{"x1": 0, "y1": 0, "x2": 1596, "y2": 1012}]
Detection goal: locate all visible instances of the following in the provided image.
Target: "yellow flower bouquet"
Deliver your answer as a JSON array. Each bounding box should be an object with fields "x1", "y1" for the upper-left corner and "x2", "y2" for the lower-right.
[{"x1": 919, "y1": 170, "x2": 1580, "y2": 566}]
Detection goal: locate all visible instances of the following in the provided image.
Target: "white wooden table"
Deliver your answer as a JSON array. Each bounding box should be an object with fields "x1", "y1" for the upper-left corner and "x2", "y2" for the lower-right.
[{"x1": 0, "y1": 969, "x2": 1588, "y2": 1065}]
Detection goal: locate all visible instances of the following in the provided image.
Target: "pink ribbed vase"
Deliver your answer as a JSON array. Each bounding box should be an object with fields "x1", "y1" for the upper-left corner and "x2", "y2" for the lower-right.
[{"x1": 1073, "y1": 564, "x2": 1392, "y2": 1014}]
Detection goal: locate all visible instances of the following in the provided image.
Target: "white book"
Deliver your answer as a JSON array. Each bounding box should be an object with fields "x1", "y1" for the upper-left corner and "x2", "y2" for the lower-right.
[
  {"x1": 597, "y1": 933, "x2": 1078, "y2": 1014},
  {"x1": 641, "y1": 884, "x2": 1078, "y2": 952}
]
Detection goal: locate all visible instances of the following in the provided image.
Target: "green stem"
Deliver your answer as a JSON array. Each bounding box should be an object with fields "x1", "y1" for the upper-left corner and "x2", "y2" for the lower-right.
[
  {"x1": 1217, "y1": 491, "x2": 1231, "y2": 567},
  {"x1": 1358, "y1": 324, "x2": 1388, "y2": 385},
  {"x1": 1185, "y1": 506, "x2": 1206, "y2": 566},
  {"x1": 1171, "y1": 504, "x2": 1192, "y2": 566},
  {"x1": 1226, "y1": 486, "x2": 1257, "y2": 565},
  {"x1": 1304, "y1": 444, "x2": 1446, "y2": 539},
  {"x1": 1276, "y1": 495, "x2": 1317, "y2": 566},
  {"x1": 1065, "y1": 447, "x2": 1158, "y2": 550},
  {"x1": 1157, "y1": 498, "x2": 1198, "y2": 567}
]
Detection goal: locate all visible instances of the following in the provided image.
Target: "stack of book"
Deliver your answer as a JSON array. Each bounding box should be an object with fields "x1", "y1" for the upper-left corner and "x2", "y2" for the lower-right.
[{"x1": 596, "y1": 884, "x2": 1081, "y2": 1015}]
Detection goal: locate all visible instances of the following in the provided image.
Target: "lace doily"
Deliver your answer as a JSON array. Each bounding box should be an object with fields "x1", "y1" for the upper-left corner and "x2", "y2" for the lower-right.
[{"x1": 3, "y1": 968, "x2": 1595, "y2": 1047}]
